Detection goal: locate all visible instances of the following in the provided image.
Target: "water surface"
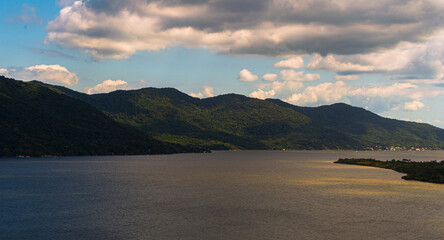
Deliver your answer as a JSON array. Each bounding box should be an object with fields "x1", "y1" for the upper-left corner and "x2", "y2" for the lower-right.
[{"x1": 1, "y1": 151, "x2": 444, "y2": 239}]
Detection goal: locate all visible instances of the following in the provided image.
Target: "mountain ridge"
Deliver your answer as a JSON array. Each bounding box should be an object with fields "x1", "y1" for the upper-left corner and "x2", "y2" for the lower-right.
[
  {"x1": 31, "y1": 78, "x2": 444, "y2": 151},
  {"x1": 0, "y1": 76, "x2": 202, "y2": 157}
]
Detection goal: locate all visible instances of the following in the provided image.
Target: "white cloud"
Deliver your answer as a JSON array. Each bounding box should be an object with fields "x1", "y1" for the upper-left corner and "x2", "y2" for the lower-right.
[
  {"x1": 190, "y1": 86, "x2": 214, "y2": 98},
  {"x1": 282, "y1": 81, "x2": 444, "y2": 112},
  {"x1": 0, "y1": 64, "x2": 79, "y2": 86},
  {"x1": 274, "y1": 56, "x2": 305, "y2": 69},
  {"x1": 46, "y1": 0, "x2": 444, "y2": 59},
  {"x1": 403, "y1": 101, "x2": 425, "y2": 111},
  {"x1": 85, "y1": 79, "x2": 129, "y2": 94},
  {"x1": 307, "y1": 54, "x2": 375, "y2": 72},
  {"x1": 238, "y1": 69, "x2": 258, "y2": 82},
  {"x1": 249, "y1": 81, "x2": 303, "y2": 99},
  {"x1": 334, "y1": 75, "x2": 360, "y2": 81},
  {"x1": 262, "y1": 73, "x2": 278, "y2": 81},
  {"x1": 249, "y1": 89, "x2": 276, "y2": 99},
  {"x1": 306, "y1": 32, "x2": 444, "y2": 82},
  {"x1": 286, "y1": 81, "x2": 348, "y2": 105},
  {"x1": 280, "y1": 69, "x2": 320, "y2": 81}
]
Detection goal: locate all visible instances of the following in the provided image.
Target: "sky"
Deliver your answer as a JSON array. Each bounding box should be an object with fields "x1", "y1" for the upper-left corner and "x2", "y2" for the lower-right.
[{"x1": 1, "y1": 0, "x2": 444, "y2": 128}]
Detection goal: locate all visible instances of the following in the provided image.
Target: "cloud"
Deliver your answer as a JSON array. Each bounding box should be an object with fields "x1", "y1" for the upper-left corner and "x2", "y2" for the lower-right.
[
  {"x1": 11, "y1": 4, "x2": 42, "y2": 24},
  {"x1": 282, "y1": 81, "x2": 444, "y2": 112},
  {"x1": 334, "y1": 75, "x2": 360, "y2": 81},
  {"x1": 31, "y1": 48, "x2": 75, "y2": 59},
  {"x1": 58, "y1": 0, "x2": 77, "y2": 6},
  {"x1": 274, "y1": 56, "x2": 305, "y2": 69},
  {"x1": 306, "y1": 54, "x2": 376, "y2": 72},
  {"x1": 403, "y1": 101, "x2": 425, "y2": 111},
  {"x1": 262, "y1": 73, "x2": 278, "y2": 81},
  {"x1": 249, "y1": 89, "x2": 276, "y2": 99},
  {"x1": 280, "y1": 69, "x2": 320, "y2": 81},
  {"x1": 249, "y1": 81, "x2": 303, "y2": 99},
  {"x1": 238, "y1": 69, "x2": 258, "y2": 82},
  {"x1": 46, "y1": 0, "x2": 444, "y2": 59},
  {"x1": 85, "y1": 79, "x2": 129, "y2": 94},
  {"x1": 286, "y1": 81, "x2": 348, "y2": 105},
  {"x1": 306, "y1": 32, "x2": 444, "y2": 82},
  {"x1": 433, "y1": 120, "x2": 444, "y2": 126},
  {"x1": 0, "y1": 64, "x2": 79, "y2": 86},
  {"x1": 189, "y1": 86, "x2": 214, "y2": 98}
]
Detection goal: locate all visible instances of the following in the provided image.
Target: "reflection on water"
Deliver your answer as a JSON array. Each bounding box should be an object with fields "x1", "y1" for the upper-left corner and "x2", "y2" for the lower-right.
[{"x1": 1, "y1": 150, "x2": 444, "y2": 240}]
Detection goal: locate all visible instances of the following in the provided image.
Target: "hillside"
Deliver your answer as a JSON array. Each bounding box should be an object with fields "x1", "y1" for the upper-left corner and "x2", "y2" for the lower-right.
[
  {"x1": 0, "y1": 76, "x2": 199, "y2": 157},
  {"x1": 268, "y1": 99, "x2": 444, "y2": 149},
  {"x1": 41, "y1": 81, "x2": 444, "y2": 150}
]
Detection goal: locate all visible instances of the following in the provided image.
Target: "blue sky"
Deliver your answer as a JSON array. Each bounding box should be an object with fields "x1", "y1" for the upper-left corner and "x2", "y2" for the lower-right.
[{"x1": 1, "y1": 0, "x2": 444, "y2": 128}]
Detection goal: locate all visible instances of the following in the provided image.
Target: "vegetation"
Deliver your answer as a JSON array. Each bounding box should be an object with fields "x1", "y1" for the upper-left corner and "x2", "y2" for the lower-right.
[
  {"x1": 268, "y1": 99, "x2": 444, "y2": 149},
  {"x1": 0, "y1": 76, "x2": 203, "y2": 157},
  {"x1": 46, "y1": 82, "x2": 444, "y2": 150},
  {"x1": 2, "y1": 76, "x2": 444, "y2": 156},
  {"x1": 335, "y1": 158, "x2": 444, "y2": 184}
]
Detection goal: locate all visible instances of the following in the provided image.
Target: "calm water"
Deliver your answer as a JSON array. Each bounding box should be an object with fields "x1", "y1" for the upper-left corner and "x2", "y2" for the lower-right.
[{"x1": 1, "y1": 151, "x2": 444, "y2": 240}]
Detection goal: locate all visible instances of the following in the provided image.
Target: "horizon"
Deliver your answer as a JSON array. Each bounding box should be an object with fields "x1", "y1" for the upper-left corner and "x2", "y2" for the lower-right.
[{"x1": 1, "y1": 0, "x2": 444, "y2": 128}]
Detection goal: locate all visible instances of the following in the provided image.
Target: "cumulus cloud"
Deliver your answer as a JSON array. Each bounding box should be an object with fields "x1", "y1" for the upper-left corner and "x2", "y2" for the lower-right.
[
  {"x1": 347, "y1": 83, "x2": 435, "y2": 112},
  {"x1": 307, "y1": 54, "x2": 376, "y2": 72},
  {"x1": 190, "y1": 86, "x2": 214, "y2": 98},
  {"x1": 306, "y1": 32, "x2": 444, "y2": 82},
  {"x1": 0, "y1": 64, "x2": 79, "y2": 86},
  {"x1": 281, "y1": 81, "x2": 444, "y2": 112},
  {"x1": 249, "y1": 89, "x2": 277, "y2": 99},
  {"x1": 249, "y1": 81, "x2": 303, "y2": 99},
  {"x1": 403, "y1": 101, "x2": 425, "y2": 111},
  {"x1": 334, "y1": 75, "x2": 360, "y2": 81},
  {"x1": 85, "y1": 79, "x2": 129, "y2": 94},
  {"x1": 274, "y1": 56, "x2": 305, "y2": 69},
  {"x1": 46, "y1": 0, "x2": 444, "y2": 59},
  {"x1": 262, "y1": 73, "x2": 278, "y2": 81},
  {"x1": 286, "y1": 81, "x2": 348, "y2": 105},
  {"x1": 238, "y1": 69, "x2": 258, "y2": 82},
  {"x1": 280, "y1": 69, "x2": 320, "y2": 81}
]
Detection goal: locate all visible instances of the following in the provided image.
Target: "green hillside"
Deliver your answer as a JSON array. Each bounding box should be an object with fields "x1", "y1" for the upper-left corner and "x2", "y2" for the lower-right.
[
  {"x1": 268, "y1": 99, "x2": 444, "y2": 149},
  {"x1": 0, "y1": 76, "x2": 200, "y2": 157},
  {"x1": 42, "y1": 81, "x2": 444, "y2": 150}
]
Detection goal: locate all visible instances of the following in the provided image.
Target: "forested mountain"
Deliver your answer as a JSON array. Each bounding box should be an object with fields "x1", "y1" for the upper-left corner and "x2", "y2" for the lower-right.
[
  {"x1": 268, "y1": 99, "x2": 444, "y2": 149},
  {"x1": 0, "y1": 76, "x2": 200, "y2": 157},
  {"x1": 37, "y1": 79, "x2": 444, "y2": 151}
]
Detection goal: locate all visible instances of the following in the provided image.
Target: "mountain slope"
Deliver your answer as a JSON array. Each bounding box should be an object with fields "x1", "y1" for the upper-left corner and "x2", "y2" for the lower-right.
[
  {"x1": 72, "y1": 88, "x2": 318, "y2": 149},
  {"x1": 0, "y1": 76, "x2": 198, "y2": 157},
  {"x1": 42, "y1": 82, "x2": 444, "y2": 150},
  {"x1": 268, "y1": 99, "x2": 444, "y2": 149}
]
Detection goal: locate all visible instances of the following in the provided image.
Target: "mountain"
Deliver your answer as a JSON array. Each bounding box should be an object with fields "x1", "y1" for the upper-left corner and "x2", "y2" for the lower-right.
[
  {"x1": 268, "y1": 99, "x2": 444, "y2": 149},
  {"x1": 0, "y1": 76, "x2": 200, "y2": 157},
  {"x1": 41, "y1": 81, "x2": 444, "y2": 150}
]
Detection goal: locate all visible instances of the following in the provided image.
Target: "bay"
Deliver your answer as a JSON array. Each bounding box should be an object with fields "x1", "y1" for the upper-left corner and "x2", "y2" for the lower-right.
[{"x1": 1, "y1": 150, "x2": 444, "y2": 240}]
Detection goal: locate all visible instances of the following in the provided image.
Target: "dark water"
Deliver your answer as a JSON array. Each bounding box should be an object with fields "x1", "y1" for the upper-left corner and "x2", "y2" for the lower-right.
[{"x1": 1, "y1": 151, "x2": 444, "y2": 240}]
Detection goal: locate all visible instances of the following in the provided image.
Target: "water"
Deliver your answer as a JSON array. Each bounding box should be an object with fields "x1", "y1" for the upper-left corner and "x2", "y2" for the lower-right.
[{"x1": 1, "y1": 151, "x2": 444, "y2": 240}]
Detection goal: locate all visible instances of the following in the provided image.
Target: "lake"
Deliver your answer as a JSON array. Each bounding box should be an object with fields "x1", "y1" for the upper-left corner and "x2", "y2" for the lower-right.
[{"x1": 1, "y1": 150, "x2": 444, "y2": 240}]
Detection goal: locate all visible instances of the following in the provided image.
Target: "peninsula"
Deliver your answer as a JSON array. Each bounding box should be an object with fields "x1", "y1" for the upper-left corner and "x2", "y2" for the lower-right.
[{"x1": 335, "y1": 158, "x2": 444, "y2": 184}]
